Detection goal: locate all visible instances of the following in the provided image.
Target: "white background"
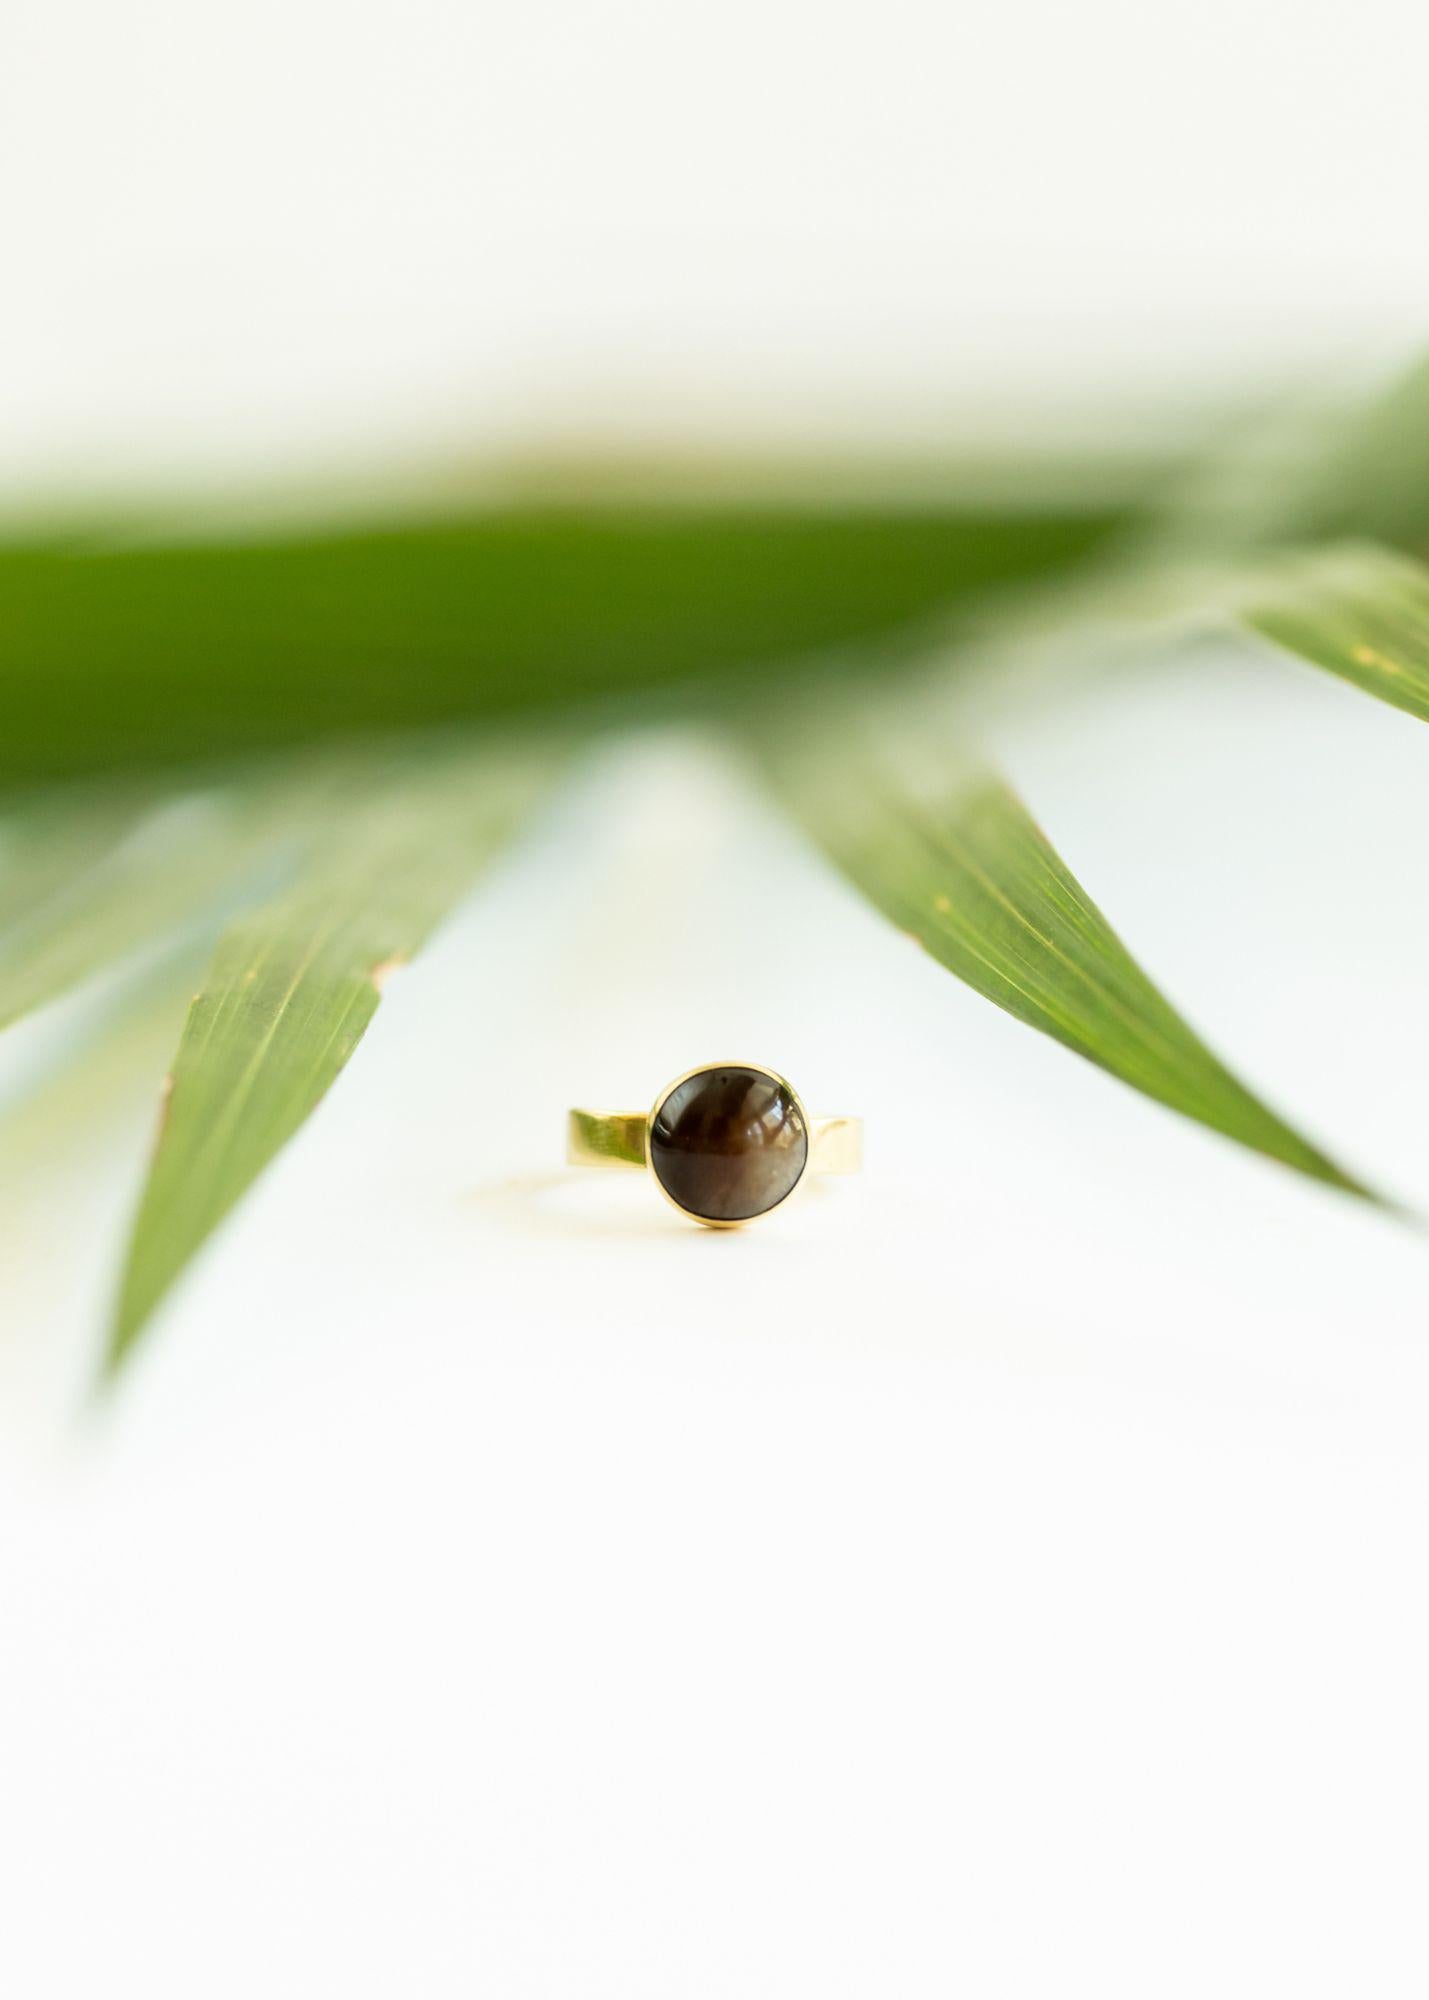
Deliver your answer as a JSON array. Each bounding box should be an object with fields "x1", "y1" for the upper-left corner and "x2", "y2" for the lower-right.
[{"x1": 4, "y1": 0, "x2": 1429, "y2": 1993}]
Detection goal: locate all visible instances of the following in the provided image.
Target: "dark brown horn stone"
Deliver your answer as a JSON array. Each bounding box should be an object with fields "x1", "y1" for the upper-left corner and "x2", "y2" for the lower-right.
[{"x1": 649, "y1": 1065, "x2": 808, "y2": 1224}]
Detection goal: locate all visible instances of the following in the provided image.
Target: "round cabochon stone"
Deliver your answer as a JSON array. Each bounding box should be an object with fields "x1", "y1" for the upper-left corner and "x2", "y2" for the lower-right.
[{"x1": 649, "y1": 1065, "x2": 809, "y2": 1223}]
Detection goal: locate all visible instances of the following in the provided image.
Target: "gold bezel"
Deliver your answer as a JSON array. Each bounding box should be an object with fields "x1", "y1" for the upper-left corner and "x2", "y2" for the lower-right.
[{"x1": 645, "y1": 1060, "x2": 812, "y2": 1230}]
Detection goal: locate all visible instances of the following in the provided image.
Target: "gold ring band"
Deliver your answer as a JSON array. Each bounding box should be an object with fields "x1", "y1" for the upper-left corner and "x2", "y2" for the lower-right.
[
  {"x1": 566, "y1": 1110, "x2": 863, "y2": 1174},
  {"x1": 567, "y1": 1062, "x2": 862, "y2": 1229}
]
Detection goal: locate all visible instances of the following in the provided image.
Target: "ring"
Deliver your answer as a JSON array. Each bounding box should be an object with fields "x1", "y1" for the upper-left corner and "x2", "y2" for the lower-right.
[{"x1": 566, "y1": 1061, "x2": 862, "y2": 1228}]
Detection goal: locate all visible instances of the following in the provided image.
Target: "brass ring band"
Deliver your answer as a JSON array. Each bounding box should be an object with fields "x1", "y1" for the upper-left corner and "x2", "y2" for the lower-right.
[
  {"x1": 566, "y1": 1108, "x2": 863, "y2": 1174},
  {"x1": 565, "y1": 1061, "x2": 861, "y2": 1229}
]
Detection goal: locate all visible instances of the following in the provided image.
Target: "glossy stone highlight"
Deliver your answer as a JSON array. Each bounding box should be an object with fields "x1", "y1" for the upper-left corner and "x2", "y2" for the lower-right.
[{"x1": 649, "y1": 1066, "x2": 808, "y2": 1223}]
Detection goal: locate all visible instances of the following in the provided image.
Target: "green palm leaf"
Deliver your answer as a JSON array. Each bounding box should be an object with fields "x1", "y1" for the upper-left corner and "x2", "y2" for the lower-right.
[
  {"x1": 0, "y1": 499, "x2": 1125, "y2": 786},
  {"x1": 0, "y1": 781, "x2": 157, "y2": 934},
  {"x1": 1239, "y1": 543, "x2": 1429, "y2": 724},
  {"x1": 0, "y1": 753, "x2": 453, "y2": 1031},
  {"x1": 0, "y1": 783, "x2": 295, "y2": 1031},
  {"x1": 1264, "y1": 352, "x2": 1429, "y2": 558},
  {"x1": 766, "y1": 721, "x2": 1376, "y2": 1201},
  {"x1": 108, "y1": 741, "x2": 553, "y2": 1368}
]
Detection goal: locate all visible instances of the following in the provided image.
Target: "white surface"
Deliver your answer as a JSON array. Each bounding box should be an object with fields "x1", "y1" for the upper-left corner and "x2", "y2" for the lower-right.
[
  {"x1": 6, "y1": 0, "x2": 1429, "y2": 1987},
  {"x1": 3, "y1": 649, "x2": 1429, "y2": 1995}
]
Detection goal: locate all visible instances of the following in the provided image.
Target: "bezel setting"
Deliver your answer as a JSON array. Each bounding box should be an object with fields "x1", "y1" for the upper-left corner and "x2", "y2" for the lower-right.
[{"x1": 645, "y1": 1060, "x2": 812, "y2": 1229}]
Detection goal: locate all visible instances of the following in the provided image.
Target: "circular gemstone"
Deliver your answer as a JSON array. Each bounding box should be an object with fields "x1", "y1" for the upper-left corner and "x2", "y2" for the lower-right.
[{"x1": 649, "y1": 1065, "x2": 809, "y2": 1224}]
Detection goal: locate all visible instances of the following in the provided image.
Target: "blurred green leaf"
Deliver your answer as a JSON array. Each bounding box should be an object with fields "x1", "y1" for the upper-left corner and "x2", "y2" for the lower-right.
[
  {"x1": 1135, "y1": 350, "x2": 1429, "y2": 565},
  {"x1": 0, "y1": 783, "x2": 293, "y2": 1032},
  {"x1": 108, "y1": 741, "x2": 553, "y2": 1369},
  {"x1": 0, "y1": 781, "x2": 157, "y2": 934},
  {"x1": 0, "y1": 501, "x2": 1130, "y2": 784},
  {"x1": 1263, "y1": 352, "x2": 1429, "y2": 559},
  {"x1": 0, "y1": 754, "x2": 423, "y2": 1033},
  {"x1": 1239, "y1": 543, "x2": 1429, "y2": 725}
]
